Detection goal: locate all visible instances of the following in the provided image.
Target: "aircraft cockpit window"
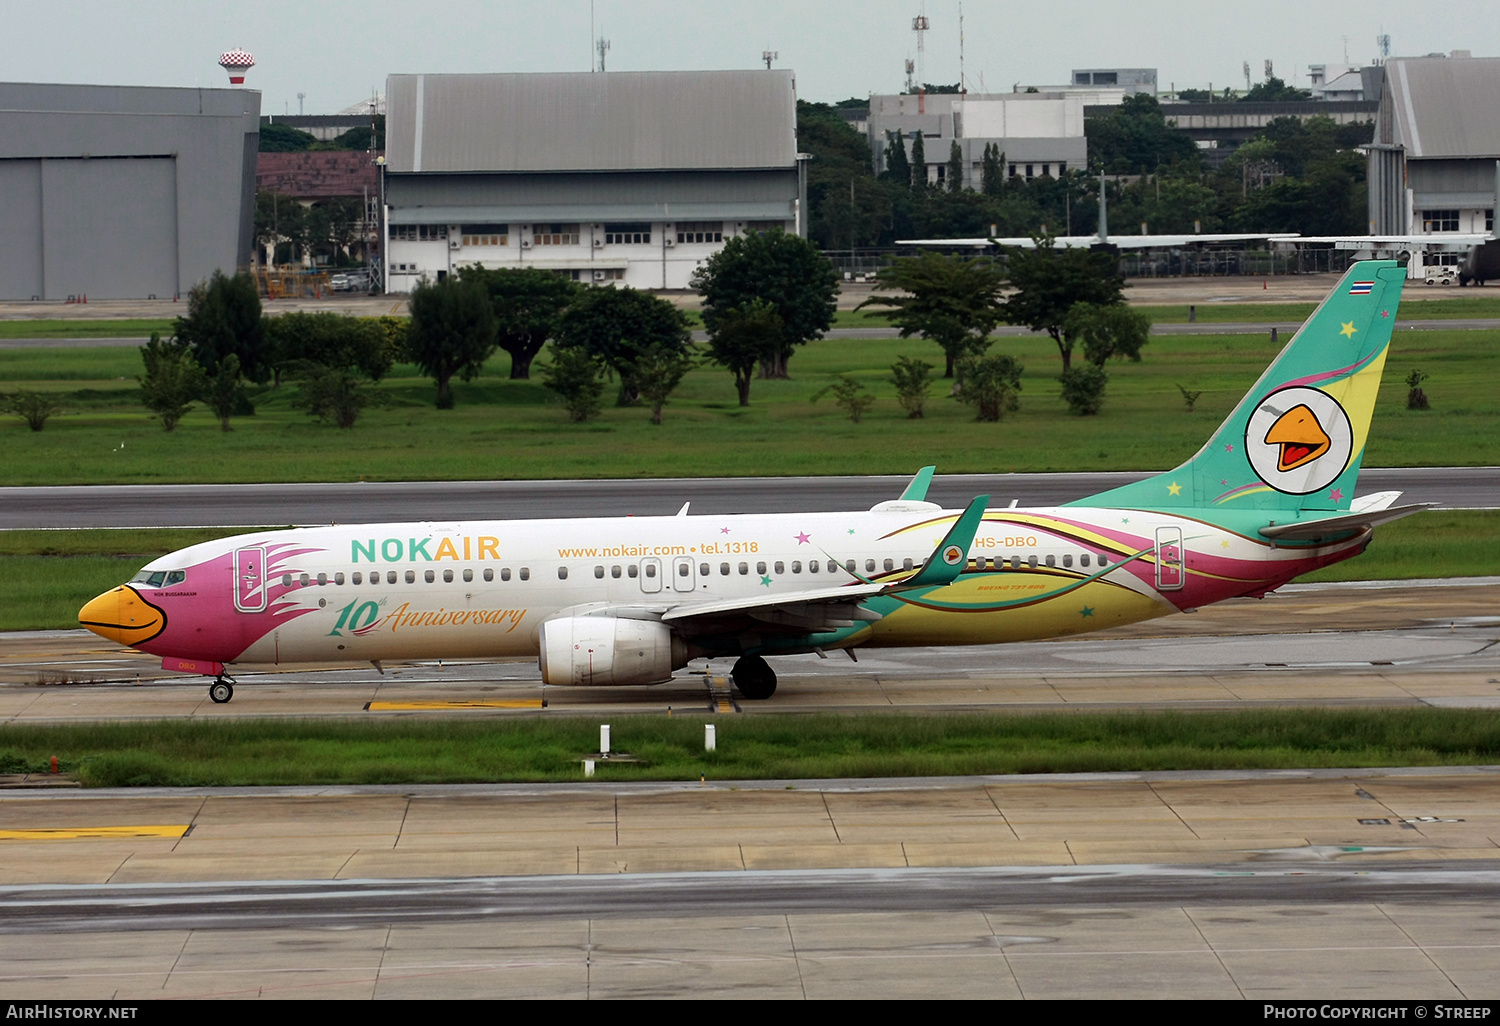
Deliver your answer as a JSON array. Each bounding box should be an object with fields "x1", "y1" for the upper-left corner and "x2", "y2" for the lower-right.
[
  {"x1": 142, "y1": 571, "x2": 167, "y2": 587},
  {"x1": 165, "y1": 571, "x2": 186, "y2": 586}
]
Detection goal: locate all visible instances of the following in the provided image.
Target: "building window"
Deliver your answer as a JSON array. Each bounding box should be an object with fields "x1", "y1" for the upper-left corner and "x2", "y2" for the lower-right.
[
  {"x1": 676, "y1": 221, "x2": 724, "y2": 244},
  {"x1": 742, "y1": 221, "x2": 787, "y2": 234},
  {"x1": 1008, "y1": 164, "x2": 1017, "y2": 177},
  {"x1": 533, "y1": 223, "x2": 581, "y2": 246},
  {"x1": 391, "y1": 225, "x2": 449, "y2": 242},
  {"x1": 460, "y1": 223, "x2": 509, "y2": 247},
  {"x1": 1025, "y1": 164, "x2": 1035, "y2": 179},
  {"x1": 603, "y1": 222, "x2": 652, "y2": 245},
  {"x1": 1422, "y1": 210, "x2": 1460, "y2": 233},
  {"x1": 1488, "y1": 209, "x2": 1495, "y2": 232},
  {"x1": 592, "y1": 268, "x2": 625, "y2": 281}
]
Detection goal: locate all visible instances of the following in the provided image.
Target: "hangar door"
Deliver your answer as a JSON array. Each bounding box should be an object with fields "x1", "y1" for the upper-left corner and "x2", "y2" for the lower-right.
[{"x1": 0, "y1": 157, "x2": 179, "y2": 301}]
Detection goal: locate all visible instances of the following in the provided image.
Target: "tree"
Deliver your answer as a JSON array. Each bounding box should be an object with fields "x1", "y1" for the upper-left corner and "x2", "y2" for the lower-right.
[
  {"x1": 1405, "y1": 369, "x2": 1431, "y2": 411},
  {"x1": 955, "y1": 354, "x2": 1023, "y2": 422},
  {"x1": 138, "y1": 334, "x2": 206, "y2": 431},
  {"x1": 4, "y1": 390, "x2": 62, "y2": 431},
  {"x1": 882, "y1": 130, "x2": 911, "y2": 186},
  {"x1": 553, "y1": 287, "x2": 691, "y2": 405},
  {"x1": 541, "y1": 346, "x2": 606, "y2": 423},
  {"x1": 258, "y1": 123, "x2": 316, "y2": 152},
  {"x1": 981, "y1": 142, "x2": 1005, "y2": 197},
  {"x1": 1065, "y1": 303, "x2": 1151, "y2": 367},
  {"x1": 706, "y1": 299, "x2": 783, "y2": 406},
  {"x1": 1002, "y1": 237, "x2": 1127, "y2": 372},
  {"x1": 811, "y1": 376, "x2": 876, "y2": 423},
  {"x1": 859, "y1": 251, "x2": 1005, "y2": 378},
  {"x1": 265, "y1": 312, "x2": 393, "y2": 386},
  {"x1": 633, "y1": 345, "x2": 697, "y2": 425},
  {"x1": 890, "y1": 356, "x2": 934, "y2": 419},
  {"x1": 910, "y1": 132, "x2": 927, "y2": 191},
  {"x1": 457, "y1": 265, "x2": 580, "y2": 379},
  {"x1": 290, "y1": 365, "x2": 376, "y2": 428},
  {"x1": 175, "y1": 271, "x2": 270, "y2": 385},
  {"x1": 406, "y1": 277, "x2": 497, "y2": 409},
  {"x1": 1240, "y1": 76, "x2": 1312, "y2": 103},
  {"x1": 692, "y1": 229, "x2": 838, "y2": 379},
  {"x1": 202, "y1": 354, "x2": 245, "y2": 432},
  {"x1": 947, "y1": 140, "x2": 964, "y2": 193},
  {"x1": 1083, "y1": 93, "x2": 1200, "y2": 174}
]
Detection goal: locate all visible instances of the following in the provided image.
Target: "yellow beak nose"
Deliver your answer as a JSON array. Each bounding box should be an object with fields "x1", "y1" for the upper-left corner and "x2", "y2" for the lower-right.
[{"x1": 79, "y1": 586, "x2": 166, "y2": 646}]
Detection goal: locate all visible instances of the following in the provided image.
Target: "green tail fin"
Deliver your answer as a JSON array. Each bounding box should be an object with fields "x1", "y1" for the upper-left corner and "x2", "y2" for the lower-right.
[{"x1": 1070, "y1": 259, "x2": 1407, "y2": 514}]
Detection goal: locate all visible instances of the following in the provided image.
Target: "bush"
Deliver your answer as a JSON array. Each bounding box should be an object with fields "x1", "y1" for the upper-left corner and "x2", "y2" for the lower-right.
[
  {"x1": 1406, "y1": 369, "x2": 1430, "y2": 411},
  {"x1": 542, "y1": 346, "x2": 606, "y2": 423},
  {"x1": 4, "y1": 390, "x2": 63, "y2": 431},
  {"x1": 811, "y1": 375, "x2": 877, "y2": 423},
  {"x1": 290, "y1": 365, "x2": 376, "y2": 428},
  {"x1": 1060, "y1": 365, "x2": 1109, "y2": 416},
  {"x1": 955, "y1": 354, "x2": 1023, "y2": 422},
  {"x1": 138, "y1": 334, "x2": 206, "y2": 431},
  {"x1": 891, "y1": 356, "x2": 934, "y2": 419}
]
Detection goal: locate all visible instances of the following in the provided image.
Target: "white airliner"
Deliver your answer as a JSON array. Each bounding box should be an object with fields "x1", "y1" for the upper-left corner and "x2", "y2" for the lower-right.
[{"x1": 81, "y1": 261, "x2": 1428, "y2": 704}]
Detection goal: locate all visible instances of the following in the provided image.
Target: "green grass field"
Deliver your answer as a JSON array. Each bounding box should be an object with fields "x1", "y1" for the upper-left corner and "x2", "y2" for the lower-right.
[
  {"x1": 2, "y1": 709, "x2": 1496, "y2": 786},
  {"x1": 0, "y1": 327, "x2": 1494, "y2": 484},
  {"x1": 3, "y1": 511, "x2": 1494, "y2": 631}
]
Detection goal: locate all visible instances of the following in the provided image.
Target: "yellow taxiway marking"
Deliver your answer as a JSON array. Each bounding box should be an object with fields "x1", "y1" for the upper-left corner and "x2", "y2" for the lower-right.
[
  {"x1": 0, "y1": 825, "x2": 189, "y2": 841},
  {"x1": 366, "y1": 700, "x2": 546, "y2": 711}
]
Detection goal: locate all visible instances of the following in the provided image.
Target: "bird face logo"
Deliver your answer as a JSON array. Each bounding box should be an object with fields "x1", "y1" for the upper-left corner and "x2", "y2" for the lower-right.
[
  {"x1": 1244, "y1": 386, "x2": 1353, "y2": 495},
  {"x1": 943, "y1": 545, "x2": 964, "y2": 566},
  {"x1": 1264, "y1": 404, "x2": 1331, "y2": 472}
]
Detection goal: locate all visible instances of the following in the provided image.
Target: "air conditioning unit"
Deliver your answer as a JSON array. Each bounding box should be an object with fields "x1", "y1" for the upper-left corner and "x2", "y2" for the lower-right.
[
  {"x1": 520, "y1": 239, "x2": 533, "y2": 249},
  {"x1": 663, "y1": 237, "x2": 675, "y2": 248},
  {"x1": 593, "y1": 237, "x2": 605, "y2": 248},
  {"x1": 592, "y1": 270, "x2": 607, "y2": 281},
  {"x1": 449, "y1": 239, "x2": 461, "y2": 250}
]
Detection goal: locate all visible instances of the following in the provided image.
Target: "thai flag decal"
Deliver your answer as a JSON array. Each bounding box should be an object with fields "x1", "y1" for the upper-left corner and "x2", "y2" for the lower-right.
[{"x1": 1348, "y1": 281, "x2": 1374, "y2": 295}]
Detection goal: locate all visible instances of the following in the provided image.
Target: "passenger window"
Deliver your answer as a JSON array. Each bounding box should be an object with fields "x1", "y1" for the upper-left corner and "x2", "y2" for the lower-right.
[
  {"x1": 488, "y1": 568, "x2": 498, "y2": 582},
  {"x1": 300, "y1": 574, "x2": 311, "y2": 587},
  {"x1": 405, "y1": 571, "x2": 416, "y2": 584},
  {"x1": 699, "y1": 563, "x2": 709, "y2": 576},
  {"x1": 352, "y1": 572, "x2": 363, "y2": 585},
  {"x1": 738, "y1": 562, "x2": 749, "y2": 575},
  {"x1": 1099, "y1": 554, "x2": 1110, "y2": 567},
  {"x1": 1081, "y1": 555, "x2": 1091, "y2": 568},
  {"x1": 443, "y1": 570, "x2": 454, "y2": 583},
  {"x1": 614, "y1": 566, "x2": 624, "y2": 578},
  {"x1": 809, "y1": 561, "x2": 820, "y2": 574},
  {"x1": 335, "y1": 573, "x2": 345, "y2": 585},
  {"x1": 627, "y1": 565, "x2": 638, "y2": 579},
  {"x1": 1028, "y1": 555, "x2": 1038, "y2": 569},
  {"x1": 845, "y1": 560, "x2": 855, "y2": 573},
  {"x1": 1063, "y1": 555, "x2": 1072, "y2": 568},
  {"x1": 774, "y1": 561, "x2": 785, "y2": 574},
  {"x1": 1045, "y1": 555, "x2": 1056, "y2": 568},
  {"x1": 643, "y1": 564, "x2": 655, "y2": 579},
  {"x1": 720, "y1": 563, "x2": 730, "y2": 576},
  {"x1": 595, "y1": 566, "x2": 605, "y2": 579},
  {"x1": 791, "y1": 561, "x2": 802, "y2": 573},
  {"x1": 282, "y1": 574, "x2": 293, "y2": 587},
  {"x1": 520, "y1": 568, "x2": 530, "y2": 581},
  {"x1": 756, "y1": 562, "x2": 767, "y2": 575},
  {"x1": 422, "y1": 570, "x2": 433, "y2": 583},
  {"x1": 678, "y1": 563, "x2": 690, "y2": 577},
  {"x1": 317, "y1": 573, "x2": 328, "y2": 586},
  {"x1": 903, "y1": 558, "x2": 913, "y2": 571},
  {"x1": 558, "y1": 567, "x2": 569, "y2": 580},
  {"x1": 865, "y1": 559, "x2": 876, "y2": 573},
  {"x1": 464, "y1": 569, "x2": 473, "y2": 583},
  {"x1": 884, "y1": 559, "x2": 894, "y2": 572}
]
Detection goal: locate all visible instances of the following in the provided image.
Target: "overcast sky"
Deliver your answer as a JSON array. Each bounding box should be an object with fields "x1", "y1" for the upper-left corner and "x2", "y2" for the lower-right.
[{"x1": 3, "y1": 0, "x2": 1495, "y2": 114}]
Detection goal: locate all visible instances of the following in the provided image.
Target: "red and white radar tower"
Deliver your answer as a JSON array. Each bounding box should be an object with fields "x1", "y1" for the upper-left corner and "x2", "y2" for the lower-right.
[{"x1": 218, "y1": 49, "x2": 256, "y2": 86}]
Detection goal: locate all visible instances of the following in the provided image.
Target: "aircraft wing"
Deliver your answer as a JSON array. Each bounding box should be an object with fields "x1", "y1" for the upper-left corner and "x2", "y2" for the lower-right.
[
  {"x1": 661, "y1": 495, "x2": 991, "y2": 635},
  {"x1": 897, "y1": 233, "x2": 1301, "y2": 250},
  {"x1": 1258, "y1": 503, "x2": 1435, "y2": 542}
]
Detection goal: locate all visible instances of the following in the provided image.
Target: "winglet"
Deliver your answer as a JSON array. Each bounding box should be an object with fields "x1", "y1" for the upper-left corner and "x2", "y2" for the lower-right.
[
  {"x1": 900, "y1": 466, "x2": 937, "y2": 502},
  {"x1": 902, "y1": 495, "x2": 990, "y2": 588}
]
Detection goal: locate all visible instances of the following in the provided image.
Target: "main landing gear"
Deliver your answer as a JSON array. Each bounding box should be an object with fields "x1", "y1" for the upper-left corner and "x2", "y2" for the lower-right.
[
  {"x1": 208, "y1": 676, "x2": 235, "y2": 704},
  {"x1": 731, "y1": 655, "x2": 777, "y2": 700}
]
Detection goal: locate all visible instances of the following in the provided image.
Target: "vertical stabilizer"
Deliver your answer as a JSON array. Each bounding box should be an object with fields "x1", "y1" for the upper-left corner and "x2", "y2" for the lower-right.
[{"x1": 1071, "y1": 259, "x2": 1406, "y2": 514}]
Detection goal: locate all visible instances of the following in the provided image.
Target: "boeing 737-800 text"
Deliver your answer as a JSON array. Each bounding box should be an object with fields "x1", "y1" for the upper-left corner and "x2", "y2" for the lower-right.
[{"x1": 80, "y1": 260, "x2": 1427, "y2": 703}]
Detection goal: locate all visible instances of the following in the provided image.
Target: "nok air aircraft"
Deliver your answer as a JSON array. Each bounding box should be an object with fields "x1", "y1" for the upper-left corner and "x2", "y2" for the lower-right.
[{"x1": 81, "y1": 261, "x2": 1425, "y2": 704}]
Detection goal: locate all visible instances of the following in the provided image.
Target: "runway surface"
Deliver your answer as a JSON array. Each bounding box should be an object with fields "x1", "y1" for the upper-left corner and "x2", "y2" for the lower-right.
[{"x1": 1, "y1": 466, "x2": 1495, "y2": 528}]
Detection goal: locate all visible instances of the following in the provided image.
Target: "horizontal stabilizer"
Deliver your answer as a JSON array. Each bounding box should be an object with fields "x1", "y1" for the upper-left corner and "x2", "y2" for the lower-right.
[{"x1": 1258, "y1": 503, "x2": 1435, "y2": 542}]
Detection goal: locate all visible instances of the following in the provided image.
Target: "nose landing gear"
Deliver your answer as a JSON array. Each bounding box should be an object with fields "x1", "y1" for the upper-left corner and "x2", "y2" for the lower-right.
[{"x1": 208, "y1": 676, "x2": 235, "y2": 704}]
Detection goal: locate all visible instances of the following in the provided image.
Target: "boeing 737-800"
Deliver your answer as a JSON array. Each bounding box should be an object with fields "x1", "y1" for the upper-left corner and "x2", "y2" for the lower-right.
[{"x1": 80, "y1": 260, "x2": 1428, "y2": 704}]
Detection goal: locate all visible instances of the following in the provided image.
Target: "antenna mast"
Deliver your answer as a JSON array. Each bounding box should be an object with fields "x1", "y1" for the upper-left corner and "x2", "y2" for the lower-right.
[
  {"x1": 762, "y1": 50, "x2": 778, "y2": 70},
  {"x1": 959, "y1": 2, "x2": 966, "y2": 95},
  {"x1": 911, "y1": 8, "x2": 929, "y2": 90}
]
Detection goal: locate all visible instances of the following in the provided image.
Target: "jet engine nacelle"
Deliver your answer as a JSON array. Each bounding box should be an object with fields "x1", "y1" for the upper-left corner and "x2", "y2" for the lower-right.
[{"x1": 538, "y1": 616, "x2": 686, "y2": 686}]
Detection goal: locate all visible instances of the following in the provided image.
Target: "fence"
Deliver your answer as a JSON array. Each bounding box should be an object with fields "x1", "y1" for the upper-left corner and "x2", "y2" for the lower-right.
[{"x1": 822, "y1": 246, "x2": 1356, "y2": 280}]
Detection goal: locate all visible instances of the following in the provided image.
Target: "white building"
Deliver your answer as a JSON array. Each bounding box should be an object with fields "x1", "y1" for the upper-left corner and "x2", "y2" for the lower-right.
[
  {"x1": 867, "y1": 91, "x2": 1096, "y2": 189},
  {"x1": 382, "y1": 70, "x2": 802, "y2": 293}
]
